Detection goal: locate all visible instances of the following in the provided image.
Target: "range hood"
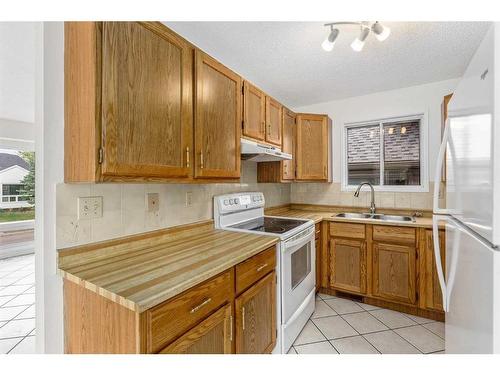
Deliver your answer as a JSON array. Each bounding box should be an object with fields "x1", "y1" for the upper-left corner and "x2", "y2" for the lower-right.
[{"x1": 240, "y1": 138, "x2": 292, "y2": 162}]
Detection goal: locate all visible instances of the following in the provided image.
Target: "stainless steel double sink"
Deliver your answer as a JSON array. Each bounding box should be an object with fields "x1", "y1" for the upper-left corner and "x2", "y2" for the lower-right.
[{"x1": 335, "y1": 212, "x2": 415, "y2": 222}]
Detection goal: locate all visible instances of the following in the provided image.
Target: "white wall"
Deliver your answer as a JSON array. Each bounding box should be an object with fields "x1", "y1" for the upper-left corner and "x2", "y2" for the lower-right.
[
  {"x1": 290, "y1": 79, "x2": 458, "y2": 210},
  {"x1": 294, "y1": 78, "x2": 458, "y2": 184},
  {"x1": 0, "y1": 22, "x2": 36, "y2": 151},
  {"x1": 35, "y1": 21, "x2": 65, "y2": 354}
]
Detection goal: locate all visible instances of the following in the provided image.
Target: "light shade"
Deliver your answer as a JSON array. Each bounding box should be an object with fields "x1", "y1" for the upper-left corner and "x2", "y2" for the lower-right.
[
  {"x1": 351, "y1": 27, "x2": 370, "y2": 52},
  {"x1": 321, "y1": 28, "x2": 339, "y2": 51},
  {"x1": 372, "y1": 21, "x2": 391, "y2": 41}
]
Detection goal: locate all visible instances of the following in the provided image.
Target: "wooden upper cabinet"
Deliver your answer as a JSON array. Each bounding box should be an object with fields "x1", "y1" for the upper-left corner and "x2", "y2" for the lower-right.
[
  {"x1": 265, "y1": 97, "x2": 282, "y2": 146},
  {"x1": 422, "y1": 229, "x2": 445, "y2": 311},
  {"x1": 296, "y1": 114, "x2": 331, "y2": 181},
  {"x1": 100, "y1": 22, "x2": 193, "y2": 179},
  {"x1": 242, "y1": 81, "x2": 266, "y2": 141},
  {"x1": 194, "y1": 50, "x2": 241, "y2": 179},
  {"x1": 330, "y1": 238, "x2": 367, "y2": 294},
  {"x1": 235, "y1": 272, "x2": 276, "y2": 354},
  {"x1": 159, "y1": 304, "x2": 233, "y2": 354},
  {"x1": 281, "y1": 108, "x2": 296, "y2": 180},
  {"x1": 372, "y1": 242, "x2": 417, "y2": 305}
]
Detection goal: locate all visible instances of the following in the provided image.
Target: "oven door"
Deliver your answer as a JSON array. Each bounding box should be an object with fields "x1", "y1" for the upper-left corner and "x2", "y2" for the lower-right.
[{"x1": 281, "y1": 226, "x2": 316, "y2": 323}]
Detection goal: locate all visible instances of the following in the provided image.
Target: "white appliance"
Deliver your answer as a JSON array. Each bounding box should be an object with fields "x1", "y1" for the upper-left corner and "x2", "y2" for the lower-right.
[
  {"x1": 432, "y1": 23, "x2": 500, "y2": 353},
  {"x1": 240, "y1": 138, "x2": 292, "y2": 162},
  {"x1": 214, "y1": 192, "x2": 315, "y2": 354}
]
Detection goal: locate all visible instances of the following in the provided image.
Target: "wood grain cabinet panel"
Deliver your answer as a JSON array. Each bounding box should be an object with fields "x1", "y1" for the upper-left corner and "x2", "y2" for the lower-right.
[
  {"x1": 329, "y1": 238, "x2": 367, "y2": 294},
  {"x1": 100, "y1": 22, "x2": 193, "y2": 178},
  {"x1": 143, "y1": 269, "x2": 233, "y2": 353},
  {"x1": 281, "y1": 108, "x2": 296, "y2": 180},
  {"x1": 296, "y1": 114, "x2": 330, "y2": 181},
  {"x1": 243, "y1": 81, "x2": 266, "y2": 141},
  {"x1": 373, "y1": 225, "x2": 416, "y2": 246},
  {"x1": 372, "y1": 242, "x2": 416, "y2": 305},
  {"x1": 194, "y1": 50, "x2": 241, "y2": 178},
  {"x1": 265, "y1": 96, "x2": 282, "y2": 146},
  {"x1": 159, "y1": 304, "x2": 233, "y2": 354},
  {"x1": 235, "y1": 272, "x2": 276, "y2": 354},
  {"x1": 235, "y1": 246, "x2": 276, "y2": 295},
  {"x1": 423, "y1": 229, "x2": 445, "y2": 311},
  {"x1": 329, "y1": 222, "x2": 366, "y2": 239}
]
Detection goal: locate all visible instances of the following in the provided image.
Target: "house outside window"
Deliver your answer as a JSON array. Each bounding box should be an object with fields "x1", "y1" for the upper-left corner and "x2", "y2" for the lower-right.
[
  {"x1": 0, "y1": 153, "x2": 32, "y2": 208},
  {"x1": 342, "y1": 115, "x2": 427, "y2": 192}
]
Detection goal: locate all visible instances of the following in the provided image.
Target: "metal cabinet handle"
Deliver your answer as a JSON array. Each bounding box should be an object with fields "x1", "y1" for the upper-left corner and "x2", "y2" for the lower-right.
[
  {"x1": 190, "y1": 298, "x2": 211, "y2": 314},
  {"x1": 242, "y1": 307, "x2": 245, "y2": 330},
  {"x1": 267, "y1": 124, "x2": 271, "y2": 136},
  {"x1": 186, "y1": 147, "x2": 190, "y2": 168},
  {"x1": 256, "y1": 263, "x2": 268, "y2": 272},
  {"x1": 200, "y1": 152, "x2": 204, "y2": 169}
]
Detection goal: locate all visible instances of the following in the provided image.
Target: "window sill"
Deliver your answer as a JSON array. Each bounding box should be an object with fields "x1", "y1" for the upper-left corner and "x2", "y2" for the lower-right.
[{"x1": 342, "y1": 185, "x2": 429, "y2": 193}]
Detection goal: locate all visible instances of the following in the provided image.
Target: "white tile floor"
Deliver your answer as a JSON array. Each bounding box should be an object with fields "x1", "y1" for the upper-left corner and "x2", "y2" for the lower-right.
[
  {"x1": 288, "y1": 293, "x2": 445, "y2": 354},
  {"x1": 0, "y1": 254, "x2": 36, "y2": 354}
]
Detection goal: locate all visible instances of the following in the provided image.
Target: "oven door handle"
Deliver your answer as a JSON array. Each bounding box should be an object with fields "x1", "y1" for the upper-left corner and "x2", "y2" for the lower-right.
[{"x1": 284, "y1": 229, "x2": 315, "y2": 250}]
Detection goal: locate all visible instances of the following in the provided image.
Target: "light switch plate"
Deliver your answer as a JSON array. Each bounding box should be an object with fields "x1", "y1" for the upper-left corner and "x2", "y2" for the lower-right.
[
  {"x1": 147, "y1": 193, "x2": 160, "y2": 212},
  {"x1": 78, "y1": 196, "x2": 103, "y2": 220}
]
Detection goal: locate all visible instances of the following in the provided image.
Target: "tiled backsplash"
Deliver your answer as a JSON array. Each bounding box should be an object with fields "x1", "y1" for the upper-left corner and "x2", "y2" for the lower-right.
[
  {"x1": 291, "y1": 182, "x2": 439, "y2": 211},
  {"x1": 56, "y1": 161, "x2": 290, "y2": 248}
]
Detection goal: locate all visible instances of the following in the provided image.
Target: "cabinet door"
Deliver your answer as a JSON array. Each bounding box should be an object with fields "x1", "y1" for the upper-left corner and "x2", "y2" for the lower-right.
[
  {"x1": 424, "y1": 229, "x2": 445, "y2": 311},
  {"x1": 373, "y1": 242, "x2": 417, "y2": 305},
  {"x1": 296, "y1": 114, "x2": 329, "y2": 180},
  {"x1": 315, "y1": 237, "x2": 321, "y2": 292},
  {"x1": 243, "y1": 81, "x2": 265, "y2": 141},
  {"x1": 159, "y1": 304, "x2": 233, "y2": 354},
  {"x1": 101, "y1": 22, "x2": 193, "y2": 178},
  {"x1": 265, "y1": 97, "x2": 282, "y2": 146},
  {"x1": 194, "y1": 50, "x2": 241, "y2": 178},
  {"x1": 330, "y1": 238, "x2": 367, "y2": 294},
  {"x1": 235, "y1": 272, "x2": 276, "y2": 354},
  {"x1": 281, "y1": 108, "x2": 296, "y2": 180}
]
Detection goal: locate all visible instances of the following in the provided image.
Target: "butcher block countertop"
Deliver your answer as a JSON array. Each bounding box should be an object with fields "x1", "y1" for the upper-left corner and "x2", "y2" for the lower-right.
[
  {"x1": 58, "y1": 221, "x2": 279, "y2": 313},
  {"x1": 267, "y1": 204, "x2": 438, "y2": 228}
]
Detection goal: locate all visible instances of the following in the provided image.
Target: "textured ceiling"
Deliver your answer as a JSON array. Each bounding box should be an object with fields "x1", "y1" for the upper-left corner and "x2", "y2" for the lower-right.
[{"x1": 165, "y1": 22, "x2": 490, "y2": 108}]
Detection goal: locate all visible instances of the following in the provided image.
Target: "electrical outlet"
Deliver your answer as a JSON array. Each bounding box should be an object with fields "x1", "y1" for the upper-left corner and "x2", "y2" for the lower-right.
[
  {"x1": 147, "y1": 193, "x2": 160, "y2": 212},
  {"x1": 185, "y1": 191, "x2": 193, "y2": 207},
  {"x1": 78, "y1": 196, "x2": 103, "y2": 220}
]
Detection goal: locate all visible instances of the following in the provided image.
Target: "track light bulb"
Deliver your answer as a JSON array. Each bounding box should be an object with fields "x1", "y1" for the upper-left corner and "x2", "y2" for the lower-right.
[
  {"x1": 351, "y1": 27, "x2": 370, "y2": 52},
  {"x1": 372, "y1": 22, "x2": 391, "y2": 41},
  {"x1": 322, "y1": 28, "x2": 339, "y2": 51}
]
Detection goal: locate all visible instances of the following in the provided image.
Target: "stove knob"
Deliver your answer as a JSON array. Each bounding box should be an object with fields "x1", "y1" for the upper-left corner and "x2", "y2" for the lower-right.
[
  {"x1": 229, "y1": 199, "x2": 234, "y2": 205},
  {"x1": 252, "y1": 196, "x2": 257, "y2": 202},
  {"x1": 223, "y1": 199, "x2": 229, "y2": 205},
  {"x1": 234, "y1": 198, "x2": 239, "y2": 205}
]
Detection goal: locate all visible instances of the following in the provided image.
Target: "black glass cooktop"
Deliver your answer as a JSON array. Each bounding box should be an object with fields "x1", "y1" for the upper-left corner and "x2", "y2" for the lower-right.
[{"x1": 230, "y1": 216, "x2": 308, "y2": 234}]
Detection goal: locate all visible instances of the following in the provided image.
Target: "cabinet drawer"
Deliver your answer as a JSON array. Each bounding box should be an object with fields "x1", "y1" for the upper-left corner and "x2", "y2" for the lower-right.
[
  {"x1": 236, "y1": 246, "x2": 276, "y2": 295},
  {"x1": 373, "y1": 225, "x2": 416, "y2": 245},
  {"x1": 330, "y1": 222, "x2": 365, "y2": 239},
  {"x1": 145, "y1": 269, "x2": 233, "y2": 353}
]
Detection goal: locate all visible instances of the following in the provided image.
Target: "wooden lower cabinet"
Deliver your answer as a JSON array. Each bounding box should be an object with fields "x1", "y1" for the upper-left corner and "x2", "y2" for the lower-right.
[
  {"x1": 160, "y1": 304, "x2": 233, "y2": 354},
  {"x1": 64, "y1": 246, "x2": 277, "y2": 354},
  {"x1": 372, "y1": 242, "x2": 416, "y2": 305},
  {"x1": 315, "y1": 223, "x2": 321, "y2": 292},
  {"x1": 235, "y1": 272, "x2": 276, "y2": 354},
  {"x1": 325, "y1": 222, "x2": 444, "y2": 319},
  {"x1": 422, "y1": 229, "x2": 446, "y2": 311},
  {"x1": 329, "y1": 238, "x2": 367, "y2": 294}
]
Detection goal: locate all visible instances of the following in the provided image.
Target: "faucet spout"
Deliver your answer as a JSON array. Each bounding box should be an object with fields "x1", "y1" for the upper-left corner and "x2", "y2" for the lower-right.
[{"x1": 354, "y1": 182, "x2": 376, "y2": 214}]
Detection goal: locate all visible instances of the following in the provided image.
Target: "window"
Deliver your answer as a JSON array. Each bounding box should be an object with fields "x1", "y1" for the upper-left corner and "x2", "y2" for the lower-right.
[
  {"x1": 2, "y1": 184, "x2": 24, "y2": 196},
  {"x1": 344, "y1": 116, "x2": 426, "y2": 191}
]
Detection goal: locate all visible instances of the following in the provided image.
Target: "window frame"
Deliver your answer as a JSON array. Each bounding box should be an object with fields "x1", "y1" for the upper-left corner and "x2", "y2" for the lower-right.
[{"x1": 341, "y1": 113, "x2": 428, "y2": 193}]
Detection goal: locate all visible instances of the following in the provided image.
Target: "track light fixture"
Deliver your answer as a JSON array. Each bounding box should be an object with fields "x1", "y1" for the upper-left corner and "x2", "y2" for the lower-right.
[{"x1": 322, "y1": 21, "x2": 391, "y2": 52}]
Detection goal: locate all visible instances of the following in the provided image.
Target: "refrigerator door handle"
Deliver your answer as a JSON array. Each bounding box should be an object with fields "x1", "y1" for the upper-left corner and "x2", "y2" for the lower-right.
[
  {"x1": 433, "y1": 119, "x2": 452, "y2": 214},
  {"x1": 432, "y1": 215, "x2": 449, "y2": 311}
]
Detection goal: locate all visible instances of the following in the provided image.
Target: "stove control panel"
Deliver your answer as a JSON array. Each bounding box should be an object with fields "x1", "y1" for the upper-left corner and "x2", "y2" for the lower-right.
[{"x1": 215, "y1": 192, "x2": 265, "y2": 213}]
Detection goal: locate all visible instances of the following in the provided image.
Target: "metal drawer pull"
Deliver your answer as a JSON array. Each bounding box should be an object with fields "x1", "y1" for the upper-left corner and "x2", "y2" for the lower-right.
[
  {"x1": 190, "y1": 298, "x2": 212, "y2": 314},
  {"x1": 256, "y1": 263, "x2": 268, "y2": 272},
  {"x1": 186, "y1": 147, "x2": 190, "y2": 168}
]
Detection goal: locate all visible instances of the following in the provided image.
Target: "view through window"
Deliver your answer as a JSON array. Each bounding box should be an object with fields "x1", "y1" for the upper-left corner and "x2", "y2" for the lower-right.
[{"x1": 346, "y1": 117, "x2": 422, "y2": 188}]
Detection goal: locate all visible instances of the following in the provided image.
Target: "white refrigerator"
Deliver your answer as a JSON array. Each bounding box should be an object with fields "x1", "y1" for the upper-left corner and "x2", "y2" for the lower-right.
[{"x1": 433, "y1": 23, "x2": 500, "y2": 353}]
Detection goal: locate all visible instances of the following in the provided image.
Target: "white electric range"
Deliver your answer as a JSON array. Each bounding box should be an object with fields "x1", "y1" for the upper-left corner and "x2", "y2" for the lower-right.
[{"x1": 214, "y1": 192, "x2": 316, "y2": 353}]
